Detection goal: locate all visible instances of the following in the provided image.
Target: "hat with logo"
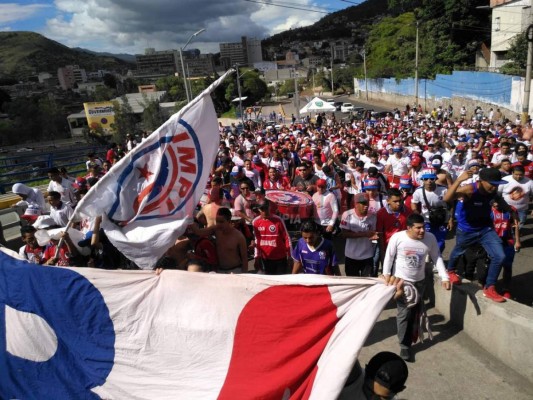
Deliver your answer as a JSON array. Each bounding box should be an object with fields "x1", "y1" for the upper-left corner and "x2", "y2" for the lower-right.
[
  {"x1": 431, "y1": 158, "x2": 442, "y2": 167},
  {"x1": 363, "y1": 178, "x2": 379, "y2": 190},
  {"x1": 365, "y1": 351, "x2": 408, "y2": 394},
  {"x1": 231, "y1": 166, "x2": 243, "y2": 176},
  {"x1": 420, "y1": 168, "x2": 437, "y2": 180},
  {"x1": 399, "y1": 175, "x2": 412, "y2": 189},
  {"x1": 479, "y1": 168, "x2": 507, "y2": 185}
]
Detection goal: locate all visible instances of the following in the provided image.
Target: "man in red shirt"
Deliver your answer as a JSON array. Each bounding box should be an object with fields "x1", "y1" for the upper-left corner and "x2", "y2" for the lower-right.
[
  {"x1": 252, "y1": 200, "x2": 292, "y2": 274},
  {"x1": 376, "y1": 188, "x2": 412, "y2": 265}
]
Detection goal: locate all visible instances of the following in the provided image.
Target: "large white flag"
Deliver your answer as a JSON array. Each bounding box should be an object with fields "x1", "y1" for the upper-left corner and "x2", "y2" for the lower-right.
[
  {"x1": 75, "y1": 72, "x2": 231, "y2": 269},
  {"x1": 0, "y1": 252, "x2": 395, "y2": 400}
]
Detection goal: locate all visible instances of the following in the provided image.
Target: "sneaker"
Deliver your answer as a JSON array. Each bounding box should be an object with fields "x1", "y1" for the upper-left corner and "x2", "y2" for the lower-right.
[
  {"x1": 502, "y1": 291, "x2": 511, "y2": 300},
  {"x1": 448, "y1": 271, "x2": 462, "y2": 285},
  {"x1": 483, "y1": 286, "x2": 506, "y2": 303},
  {"x1": 400, "y1": 348, "x2": 411, "y2": 362}
]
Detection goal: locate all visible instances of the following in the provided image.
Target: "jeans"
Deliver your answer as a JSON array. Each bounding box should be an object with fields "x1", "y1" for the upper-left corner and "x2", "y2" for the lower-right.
[
  {"x1": 517, "y1": 209, "x2": 527, "y2": 229},
  {"x1": 425, "y1": 222, "x2": 447, "y2": 253},
  {"x1": 345, "y1": 256, "x2": 373, "y2": 277},
  {"x1": 447, "y1": 227, "x2": 505, "y2": 288},
  {"x1": 397, "y1": 279, "x2": 426, "y2": 349}
]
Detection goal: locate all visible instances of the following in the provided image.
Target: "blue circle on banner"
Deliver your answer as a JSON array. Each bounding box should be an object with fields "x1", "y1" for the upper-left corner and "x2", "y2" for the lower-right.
[{"x1": 0, "y1": 253, "x2": 115, "y2": 400}]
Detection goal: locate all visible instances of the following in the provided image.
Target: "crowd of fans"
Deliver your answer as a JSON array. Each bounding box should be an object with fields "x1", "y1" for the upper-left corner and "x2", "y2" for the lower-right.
[{"x1": 7, "y1": 102, "x2": 533, "y2": 362}]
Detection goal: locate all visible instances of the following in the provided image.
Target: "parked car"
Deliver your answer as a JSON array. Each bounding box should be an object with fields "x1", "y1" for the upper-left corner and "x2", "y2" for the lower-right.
[
  {"x1": 326, "y1": 99, "x2": 335, "y2": 105},
  {"x1": 341, "y1": 103, "x2": 354, "y2": 113}
]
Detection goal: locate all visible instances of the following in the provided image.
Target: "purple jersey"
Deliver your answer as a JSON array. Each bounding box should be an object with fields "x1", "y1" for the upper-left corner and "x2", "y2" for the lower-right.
[{"x1": 291, "y1": 238, "x2": 338, "y2": 275}]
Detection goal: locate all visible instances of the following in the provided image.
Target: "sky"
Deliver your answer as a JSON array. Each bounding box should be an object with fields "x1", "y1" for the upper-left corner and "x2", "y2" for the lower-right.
[{"x1": 0, "y1": 0, "x2": 363, "y2": 55}]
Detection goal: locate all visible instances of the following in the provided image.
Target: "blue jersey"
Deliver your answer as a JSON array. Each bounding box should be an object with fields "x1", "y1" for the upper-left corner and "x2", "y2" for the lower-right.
[
  {"x1": 292, "y1": 238, "x2": 338, "y2": 275},
  {"x1": 455, "y1": 182, "x2": 495, "y2": 232}
]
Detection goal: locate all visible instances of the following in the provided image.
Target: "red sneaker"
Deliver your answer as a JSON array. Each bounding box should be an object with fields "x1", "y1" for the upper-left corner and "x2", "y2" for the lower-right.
[
  {"x1": 483, "y1": 286, "x2": 506, "y2": 303},
  {"x1": 448, "y1": 271, "x2": 462, "y2": 285},
  {"x1": 502, "y1": 291, "x2": 511, "y2": 300}
]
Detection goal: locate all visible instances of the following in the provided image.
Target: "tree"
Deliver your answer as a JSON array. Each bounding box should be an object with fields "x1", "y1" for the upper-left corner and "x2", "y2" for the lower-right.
[
  {"x1": 0, "y1": 88, "x2": 11, "y2": 111},
  {"x1": 38, "y1": 97, "x2": 66, "y2": 140},
  {"x1": 113, "y1": 96, "x2": 136, "y2": 143},
  {"x1": 500, "y1": 32, "x2": 527, "y2": 76},
  {"x1": 103, "y1": 73, "x2": 117, "y2": 89},
  {"x1": 140, "y1": 95, "x2": 164, "y2": 131}
]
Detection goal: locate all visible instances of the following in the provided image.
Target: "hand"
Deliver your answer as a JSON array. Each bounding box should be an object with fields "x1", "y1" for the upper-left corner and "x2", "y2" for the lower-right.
[
  {"x1": 456, "y1": 170, "x2": 473, "y2": 183},
  {"x1": 326, "y1": 225, "x2": 334, "y2": 233},
  {"x1": 368, "y1": 231, "x2": 379, "y2": 240},
  {"x1": 447, "y1": 219, "x2": 454, "y2": 231},
  {"x1": 379, "y1": 275, "x2": 404, "y2": 300},
  {"x1": 155, "y1": 268, "x2": 164, "y2": 275},
  {"x1": 514, "y1": 241, "x2": 521, "y2": 251},
  {"x1": 442, "y1": 281, "x2": 451, "y2": 290},
  {"x1": 248, "y1": 240, "x2": 255, "y2": 249}
]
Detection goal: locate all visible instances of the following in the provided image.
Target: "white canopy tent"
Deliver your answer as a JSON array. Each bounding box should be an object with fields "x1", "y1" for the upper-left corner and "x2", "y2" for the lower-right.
[{"x1": 299, "y1": 97, "x2": 336, "y2": 114}]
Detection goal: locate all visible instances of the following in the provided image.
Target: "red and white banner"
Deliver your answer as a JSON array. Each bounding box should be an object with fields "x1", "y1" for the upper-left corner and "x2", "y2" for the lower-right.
[
  {"x1": 0, "y1": 252, "x2": 395, "y2": 400},
  {"x1": 75, "y1": 72, "x2": 230, "y2": 269}
]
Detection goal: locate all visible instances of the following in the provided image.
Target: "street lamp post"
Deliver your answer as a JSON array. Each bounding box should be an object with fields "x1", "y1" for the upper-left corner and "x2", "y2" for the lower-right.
[
  {"x1": 179, "y1": 28, "x2": 205, "y2": 103},
  {"x1": 235, "y1": 65, "x2": 244, "y2": 125}
]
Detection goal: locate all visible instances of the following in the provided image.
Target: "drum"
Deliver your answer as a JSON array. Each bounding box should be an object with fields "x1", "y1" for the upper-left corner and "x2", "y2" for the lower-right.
[{"x1": 265, "y1": 190, "x2": 313, "y2": 222}]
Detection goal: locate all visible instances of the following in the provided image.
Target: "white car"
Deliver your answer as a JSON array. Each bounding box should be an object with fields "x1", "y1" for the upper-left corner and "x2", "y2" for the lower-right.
[
  {"x1": 341, "y1": 103, "x2": 354, "y2": 113},
  {"x1": 326, "y1": 99, "x2": 335, "y2": 105}
]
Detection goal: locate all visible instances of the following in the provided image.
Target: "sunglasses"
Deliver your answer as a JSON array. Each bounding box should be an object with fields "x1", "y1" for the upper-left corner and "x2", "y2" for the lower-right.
[{"x1": 423, "y1": 178, "x2": 436, "y2": 181}]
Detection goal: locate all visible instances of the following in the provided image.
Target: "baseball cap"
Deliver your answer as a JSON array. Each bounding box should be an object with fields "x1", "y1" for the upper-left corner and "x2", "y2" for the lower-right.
[
  {"x1": 348, "y1": 156, "x2": 356, "y2": 162},
  {"x1": 420, "y1": 168, "x2": 437, "y2": 180},
  {"x1": 365, "y1": 351, "x2": 408, "y2": 394},
  {"x1": 230, "y1": 166, "x2": 242, "y2": 176},
  {"x1": 479, "y1": 168, "x2": 507, "y2": 185},
  {"x1": 316, "y1": 179, "x2": 327, "y2": 187},
  {"x1": 363, "y1": 178, "x2": 379, "y2": 190},
  {"x1": 354, "y1": 192, "x2": 370, "y2": 203},
  {"x1": 367, "y1": 167, "x2": 378, "y2": 176},
  {"x1": 431, "y1": 158, "x2": 442, "y2": 167},
  {"x1": 392, "y1": 147, "x2": 403, "y2": 153},
  {"x1": 399, "y1": 175, "x2": 412, "y2": 188},
  {"x1": 467, "y1": 159, "x2": 480, "y2": 168},
  {"x1": 252, "y1": 155, "x2": 261, "y2": 163}
]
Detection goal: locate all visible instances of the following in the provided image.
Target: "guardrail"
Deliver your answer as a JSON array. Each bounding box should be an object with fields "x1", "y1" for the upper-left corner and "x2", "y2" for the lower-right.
[{"x1": 0, "y1": 145, "x2": 106, "y2": 194}]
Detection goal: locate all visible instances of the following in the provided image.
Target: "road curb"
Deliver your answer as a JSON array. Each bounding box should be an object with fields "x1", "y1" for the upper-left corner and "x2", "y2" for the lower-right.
[{"x1": 433, "y1": 275, "x2": 533, "y2": 383}]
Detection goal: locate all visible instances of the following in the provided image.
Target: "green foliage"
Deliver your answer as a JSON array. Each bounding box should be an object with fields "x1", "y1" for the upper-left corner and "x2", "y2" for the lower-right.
[
  {"x1": 155, "y1": 76, "x2": 187, "y2": 101},
  {"x1": 91, "y1": 86, "x2": 115, "y2": 101},
  {"x1": 38, "y1": 97, "x2": 67, "y2": 140},
  {"x1": 500, "y1": 32, "x2": 528, "y2": 76},
  {"x1": 0, "y1": 88, "x2": 10, "y2": 111},
  {"x1": 140, "y1": 95, "x2": 163, "y2": 131},
  {"x1": 0, "y1": 31, "x2": 133, "y2": 80},
  {"x1": 112, "y1": 97, "x2": 136, "y2": 143}
]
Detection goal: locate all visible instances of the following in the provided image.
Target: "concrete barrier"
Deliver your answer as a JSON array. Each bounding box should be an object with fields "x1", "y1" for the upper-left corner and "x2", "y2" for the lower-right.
[{"x1": 432, "y1": 275, "x2": 533, "y2": 384}]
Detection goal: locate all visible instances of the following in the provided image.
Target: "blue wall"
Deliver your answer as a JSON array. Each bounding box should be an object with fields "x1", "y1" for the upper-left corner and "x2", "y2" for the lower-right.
[{"x1": 357, "y1": 71, "x2": 520, "y2": 107}]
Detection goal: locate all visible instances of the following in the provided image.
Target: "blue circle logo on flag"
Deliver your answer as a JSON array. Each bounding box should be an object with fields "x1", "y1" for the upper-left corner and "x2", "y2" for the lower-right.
[
  {"x1": 108, "y1": 119, "x2": 203, "y2": 223},
  {"x1": 315, "y1": 101, "x2": 323, "y2": 107}
]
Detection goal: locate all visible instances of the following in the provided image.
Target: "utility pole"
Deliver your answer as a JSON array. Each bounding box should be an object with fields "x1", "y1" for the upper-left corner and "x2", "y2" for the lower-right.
[
  {"x1": 330, "y1": 45, "x2": 334, "y2": 95},
  {"x1": 363, "y1": 47, "x2": 368, "y2": 101},
  {"x1": 235, "y1": 65, "x2": 244, "y2": 126},
  {"x1": 294, "y1": 69, "x2": 300, "y2": 121},
  {"x1": 312, "y1": 69, "x2": 315, "y2": 96},
  {"x1": 414, "y1": 21, "x2": 419, "y2": 108},
  {"x1": 522, "y1": 24, "x2": 533, "y2": 124}
]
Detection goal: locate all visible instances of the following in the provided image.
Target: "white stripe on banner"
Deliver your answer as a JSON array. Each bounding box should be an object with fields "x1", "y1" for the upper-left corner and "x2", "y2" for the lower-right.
[{"x1": 0, "y1": 252, "x2": 395, "y2": 400}]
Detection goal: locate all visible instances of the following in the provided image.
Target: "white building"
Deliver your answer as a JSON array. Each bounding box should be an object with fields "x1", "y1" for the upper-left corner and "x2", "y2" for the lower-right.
[{"x1": 490, "y1": 0, "x2": 533, "y2": 69}]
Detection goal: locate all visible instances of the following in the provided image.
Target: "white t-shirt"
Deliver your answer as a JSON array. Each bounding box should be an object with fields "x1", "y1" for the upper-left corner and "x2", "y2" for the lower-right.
[
  {"x1": 500, "y1": 176, "x2": 533, "y2": 211},
  {"x1": 312, "y1": 191, "x2": 339, "y2": 227},
  {"x1": 386, "y1": 155, "x2": 410, "y2": 176},
  {"x1": 340, "y1": 210, "x2": 376, "y2": 260},
  {"x1": 383, "y1": 230, "x2": 448, "y2": 282},
  {"x1": 411, "y1": 186, "x2": 449, "y2": 223}
]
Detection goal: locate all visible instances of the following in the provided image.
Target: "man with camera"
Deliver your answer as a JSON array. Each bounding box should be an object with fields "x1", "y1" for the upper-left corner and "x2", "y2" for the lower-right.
[{"x1": 411, "y1": 168, "x2": 451, "y2": 252}]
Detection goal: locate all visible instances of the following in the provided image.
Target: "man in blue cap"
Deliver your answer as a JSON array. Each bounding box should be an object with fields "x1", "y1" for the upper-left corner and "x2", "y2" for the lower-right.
[
  {"x1": 443, "y1": 168, "x2": 515, "y2": 302},
  {"x1": 411, "y1": 168, "x2": 450, "y2": 252}
]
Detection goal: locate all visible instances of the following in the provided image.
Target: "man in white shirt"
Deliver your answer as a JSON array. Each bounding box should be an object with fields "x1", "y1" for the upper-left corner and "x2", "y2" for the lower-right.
[
  {"x1": 47, "y1": 191, "x2": 74, "y2": 228},
  {"x1": 47, "y1": 168, "x2": 76, "y2": 207},
  {"x1": 384, "y1": 147, "x2": 411, "y2": 181},
  {"x1": 340, "y1": 192, "x2": 378, "y2": 277},
  {"x1": 499, "y1": 164, "x2": 533, "y2": 228},
  {"x1": 312, "y1": 179, "x2": 339, "y2": 239},
  {"x1": 381, "y1": 213, "x2": 450, "y2": 361}
]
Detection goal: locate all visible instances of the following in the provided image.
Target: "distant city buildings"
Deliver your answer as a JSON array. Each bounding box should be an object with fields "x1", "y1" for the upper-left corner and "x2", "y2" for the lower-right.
[
  {"x1": 219, "y1": 36, "x2": 263, "y2": 68},
  {"x1": 57, "y1": 65, "x2": 87, "y2": 90},
  {"x1": 133, "y1": 48, "x2": 214, "y2": 79}
]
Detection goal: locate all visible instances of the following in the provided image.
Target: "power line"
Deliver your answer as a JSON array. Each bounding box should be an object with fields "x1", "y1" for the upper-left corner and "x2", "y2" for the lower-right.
[{"x1": 242, "y1": 0, "x2": 335, "y2": 14}]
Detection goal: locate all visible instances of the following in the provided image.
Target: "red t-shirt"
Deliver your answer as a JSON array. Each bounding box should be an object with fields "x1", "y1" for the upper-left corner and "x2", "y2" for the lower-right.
[
  {"x1": 252, "y1": 215, "x2": 291, "y2": 260},
  {"x1": 376, "y1": 206, "x2": 412, "y2": 247}
]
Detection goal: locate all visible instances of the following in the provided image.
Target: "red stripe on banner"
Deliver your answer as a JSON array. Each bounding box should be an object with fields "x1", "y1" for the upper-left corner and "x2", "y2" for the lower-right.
[{"x1": 218, "y1": 285, "x2": 339, "y2": 399}]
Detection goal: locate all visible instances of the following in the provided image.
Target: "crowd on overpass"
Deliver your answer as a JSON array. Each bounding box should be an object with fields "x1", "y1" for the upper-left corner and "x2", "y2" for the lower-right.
[{"x1": 7, "y1": 102, "x2": 533, "y2": 362}]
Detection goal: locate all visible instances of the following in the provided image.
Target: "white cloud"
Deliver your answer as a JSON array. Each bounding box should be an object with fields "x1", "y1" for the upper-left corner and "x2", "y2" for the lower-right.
[
  {"x1": 41, "y1": 0, "x2": 329, "y2": 54},
  {"x1": 0, "y1": 3, "x2": 49, "y2": 24}
]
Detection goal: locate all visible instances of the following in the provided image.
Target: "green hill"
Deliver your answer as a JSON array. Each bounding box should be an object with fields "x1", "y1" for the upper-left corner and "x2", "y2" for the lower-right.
[{"x1": 0, "y1": 31, "x2": 133, "y2": 79}]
